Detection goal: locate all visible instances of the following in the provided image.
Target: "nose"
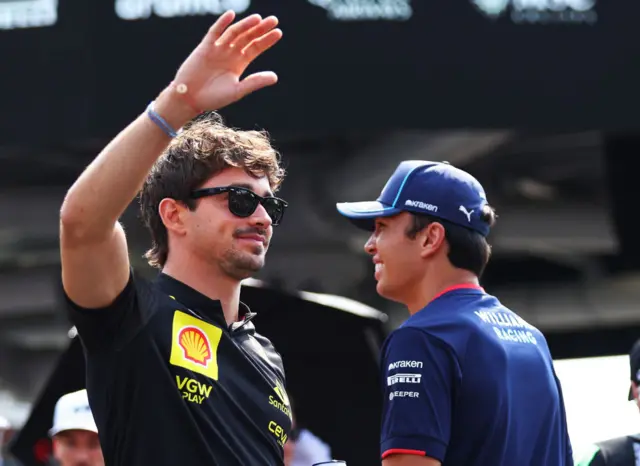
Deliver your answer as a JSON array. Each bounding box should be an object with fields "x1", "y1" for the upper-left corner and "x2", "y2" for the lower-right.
[
  {"x1": 250, "y1": 202, "x2": 273, "y2": 229},
  {"x1": 364, "y1": 233, "x2": 376, "y2": 255}
]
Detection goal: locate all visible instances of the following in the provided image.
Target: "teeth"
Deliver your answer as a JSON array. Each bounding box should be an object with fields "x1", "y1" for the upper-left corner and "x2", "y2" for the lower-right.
[{"x1": 375, "y1": 263, "x2": 383, "y2": 273}]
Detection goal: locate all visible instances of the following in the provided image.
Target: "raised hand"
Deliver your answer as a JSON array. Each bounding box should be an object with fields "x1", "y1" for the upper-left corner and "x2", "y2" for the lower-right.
[{"x1": 172, "y1": 11, "x2": 282, "y2": 112}]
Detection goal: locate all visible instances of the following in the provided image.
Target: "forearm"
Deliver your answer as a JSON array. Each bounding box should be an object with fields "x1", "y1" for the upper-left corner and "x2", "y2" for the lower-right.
[{"x1": 60, "y1": 87, "x2": 197, "y2": 240}]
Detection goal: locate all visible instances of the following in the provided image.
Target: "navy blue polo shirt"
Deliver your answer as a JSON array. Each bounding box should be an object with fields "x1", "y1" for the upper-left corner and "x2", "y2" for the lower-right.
[{"x1": 380, "y1": 284, "x2": 573, "y2": 465}]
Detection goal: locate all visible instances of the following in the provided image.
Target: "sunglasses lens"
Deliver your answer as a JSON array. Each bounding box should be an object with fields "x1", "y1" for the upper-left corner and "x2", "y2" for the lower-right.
[
  {"x1": 263, "y1": 199, "x2": 285, "y2": 225},
  {"x1": 228, "y1": 190, "x2": 258, "y2": 217}
]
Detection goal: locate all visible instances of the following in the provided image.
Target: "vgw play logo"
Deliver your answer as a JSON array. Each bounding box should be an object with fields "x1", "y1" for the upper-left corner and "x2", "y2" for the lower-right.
[{"x1": 471, "y1": 0, "x2": 597, "y2": 25}]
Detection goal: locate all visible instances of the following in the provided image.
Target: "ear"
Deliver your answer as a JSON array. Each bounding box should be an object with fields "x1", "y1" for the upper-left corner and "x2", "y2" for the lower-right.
[
  {"x1": 418, "y1": 222, "x2": 447, "y2": 259},
  {"x1": 158, "y1": 198, "x2": 189, "y2": 235},
  {"x1": 51, "y1": 436, "x2": 62, "y2": 456}
]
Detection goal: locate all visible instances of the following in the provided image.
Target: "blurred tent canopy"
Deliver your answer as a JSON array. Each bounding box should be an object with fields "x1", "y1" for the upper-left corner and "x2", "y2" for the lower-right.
[{"x1": 9, "y1": 279, "x2": 388, "y2": 466}]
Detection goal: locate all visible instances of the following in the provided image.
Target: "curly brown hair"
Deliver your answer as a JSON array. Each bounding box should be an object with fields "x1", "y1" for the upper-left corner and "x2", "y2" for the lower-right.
[{"x1": 139, "y1": 113, "x2": 286, "y2": 269}]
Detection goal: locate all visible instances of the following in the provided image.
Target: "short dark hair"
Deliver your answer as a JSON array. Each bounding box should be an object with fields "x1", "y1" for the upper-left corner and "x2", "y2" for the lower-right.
[
  {"x1": 405, "y1": 205, "x2": 497, "y2": 277},
  {"x1": 139, "y1": 113, "x2": 286, "y2": 269}
]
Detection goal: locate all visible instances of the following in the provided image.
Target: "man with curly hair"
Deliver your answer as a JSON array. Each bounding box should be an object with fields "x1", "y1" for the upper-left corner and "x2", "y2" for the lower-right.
[{"x1": 59, "y1": 11, "x2": 291, "y2": 466}]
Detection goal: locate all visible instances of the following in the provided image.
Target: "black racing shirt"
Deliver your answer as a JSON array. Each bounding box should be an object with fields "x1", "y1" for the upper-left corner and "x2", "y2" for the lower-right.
[
  {"x1": 65, "y1": 268, "x2": 292, "y2": 466},
  {"x1": 577, "y1": 435, "x2": 640, "y2": 466}
]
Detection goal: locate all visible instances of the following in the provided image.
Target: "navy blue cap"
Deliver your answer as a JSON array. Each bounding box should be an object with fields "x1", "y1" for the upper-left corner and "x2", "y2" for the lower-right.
[{"x1": 336, "y1": 160, "x2": 491, "y2": 236}]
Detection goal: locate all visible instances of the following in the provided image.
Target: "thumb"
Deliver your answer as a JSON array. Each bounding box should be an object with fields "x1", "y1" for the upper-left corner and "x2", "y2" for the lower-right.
[{"x1": 236, "y1": 71, "x2": 278, "y2": 100}]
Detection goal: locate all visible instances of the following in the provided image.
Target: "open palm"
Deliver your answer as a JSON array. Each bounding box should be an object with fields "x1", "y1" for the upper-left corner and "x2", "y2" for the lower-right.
[{"x1": 174, "y1": 11, "x2": 282, "y2": 112}]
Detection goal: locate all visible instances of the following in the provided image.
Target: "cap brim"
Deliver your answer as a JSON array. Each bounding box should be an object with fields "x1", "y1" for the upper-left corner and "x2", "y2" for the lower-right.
[
  {"x1": 336, "y1": 201, "x2": 402, "y2": 231},
  {"x1": 49, "y1": 424, "x2": 98, "y2": 437}
]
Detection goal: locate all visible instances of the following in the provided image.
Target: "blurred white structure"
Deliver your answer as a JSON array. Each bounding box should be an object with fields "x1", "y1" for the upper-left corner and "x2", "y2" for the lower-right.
[
  {"x1": 0, "y1": 389, "x2": 30, "y2": 427},
  {"x1": 555, "y1": 355, "x2": 639, "y2": 460}
]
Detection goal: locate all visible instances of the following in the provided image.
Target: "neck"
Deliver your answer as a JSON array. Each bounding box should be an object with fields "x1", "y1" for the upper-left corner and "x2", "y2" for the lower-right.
[
  {"x1": 162, "y1": 256, "x2": 242, "y2": 326},
  {"x1": 405, "y1": 267, "x2": 480, "y2": 315}
]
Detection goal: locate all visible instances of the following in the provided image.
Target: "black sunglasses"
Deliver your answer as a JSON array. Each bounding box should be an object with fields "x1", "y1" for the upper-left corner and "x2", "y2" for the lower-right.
[{"x1": 190, "y1": 186, "x2": 288, "y2": 226}]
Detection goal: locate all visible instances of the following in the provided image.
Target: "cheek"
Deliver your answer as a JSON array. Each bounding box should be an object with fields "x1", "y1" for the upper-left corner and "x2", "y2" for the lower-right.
[
  {"x1": 380, "y1": 236, "x2": 419, "y2": 271},
  {"x1": 191, "y1": 210, "x2": 232, "y2": 242},
  {"x1": 377, "y1": 232, "x2": 403, "y2": 259}
]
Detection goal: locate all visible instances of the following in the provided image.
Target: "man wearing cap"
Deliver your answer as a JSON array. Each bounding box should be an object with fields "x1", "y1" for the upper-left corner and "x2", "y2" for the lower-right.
[
  {"x1": 336, "y1": 161, "x2": 573, "y2": 466},
  {"x1": 576, "y1": 339, "x2": 640, "y2": 465},
  {"x1": 50, "y1": 390, "x2": 103, "y2": 466}
]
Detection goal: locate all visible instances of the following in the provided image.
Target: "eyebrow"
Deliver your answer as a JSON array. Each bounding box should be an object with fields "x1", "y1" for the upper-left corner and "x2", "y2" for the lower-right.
[{"x1": 228, "y1": 183, "x2": 273, "y2": 198}]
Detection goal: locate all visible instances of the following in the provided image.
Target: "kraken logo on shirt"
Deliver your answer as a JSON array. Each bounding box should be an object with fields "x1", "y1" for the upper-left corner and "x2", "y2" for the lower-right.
[{"x1": 169, "y1": 311, "x2": 222, "y2": 380}]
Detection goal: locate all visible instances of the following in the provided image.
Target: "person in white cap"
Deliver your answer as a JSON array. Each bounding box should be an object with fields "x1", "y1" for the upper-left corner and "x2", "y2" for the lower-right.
[
  {"x1": 49, "y1": 390, "x2": 103, "y2": 466},
  {"x1": 0, "y1": 415, "x2": 11, "y2": 466}
]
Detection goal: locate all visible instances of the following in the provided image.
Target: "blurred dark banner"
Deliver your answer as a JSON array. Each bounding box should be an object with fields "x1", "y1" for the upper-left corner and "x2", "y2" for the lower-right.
[{"x1": 1, "y1": 0, "x2": 639, "y2": 144}]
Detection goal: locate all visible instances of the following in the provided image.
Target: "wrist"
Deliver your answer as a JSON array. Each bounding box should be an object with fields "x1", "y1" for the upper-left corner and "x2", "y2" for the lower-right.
[{"x1": 153, "y1": 86, "x2": 200, "y2": 130}]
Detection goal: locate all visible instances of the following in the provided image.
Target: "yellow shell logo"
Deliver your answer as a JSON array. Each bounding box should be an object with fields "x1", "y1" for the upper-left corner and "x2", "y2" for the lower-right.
[{"x1": 178, "y1": 326, "x2": 212, "y2": 367}]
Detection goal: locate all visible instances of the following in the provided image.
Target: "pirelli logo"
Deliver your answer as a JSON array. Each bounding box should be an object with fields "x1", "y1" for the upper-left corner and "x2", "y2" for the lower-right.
[
  {"x1": 169, "y1": 311, "x2": 222, "y2": 380},
  {"x1": 387, "y1": 373, "x2": 422, "y2": 386}
]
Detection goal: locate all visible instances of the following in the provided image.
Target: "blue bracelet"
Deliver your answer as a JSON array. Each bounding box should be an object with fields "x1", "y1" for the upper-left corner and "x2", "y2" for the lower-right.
[{"x1": 146, "y1": 101, "x2": 178, "y2": 138}]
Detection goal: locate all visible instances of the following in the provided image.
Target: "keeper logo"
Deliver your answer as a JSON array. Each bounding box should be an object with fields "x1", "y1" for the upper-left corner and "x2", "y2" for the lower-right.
[{"x1": 389, "y1": 391, "x2": 419, "y2": 400}]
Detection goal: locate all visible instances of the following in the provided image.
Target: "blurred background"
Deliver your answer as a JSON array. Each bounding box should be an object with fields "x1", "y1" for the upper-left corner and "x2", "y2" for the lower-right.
[{"x1": 1, "y1": 0, "x2": 640, "y2": 464}]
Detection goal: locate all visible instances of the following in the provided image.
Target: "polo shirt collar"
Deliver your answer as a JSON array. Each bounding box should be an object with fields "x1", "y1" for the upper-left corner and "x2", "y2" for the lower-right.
[{"x1": 154, "y1": 273, "x2": 253, "y2": 328}]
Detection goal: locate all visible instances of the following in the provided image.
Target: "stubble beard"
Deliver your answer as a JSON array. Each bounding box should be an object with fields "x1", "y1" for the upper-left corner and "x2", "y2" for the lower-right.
[{"x1": 220, "y1": 246, "x2": 266, "y2": 281}]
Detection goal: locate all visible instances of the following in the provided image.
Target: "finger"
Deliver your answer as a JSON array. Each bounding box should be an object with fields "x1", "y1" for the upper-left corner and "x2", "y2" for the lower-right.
[
  {"x1": 204, "y1": 10, "x2": 236, "y2": 43},
  {"x1": 216, "y1": 13, "x2": 262, "y2": 46},
  {"x1": 241, "y1": 29, "x2": 283, "y2": 63},
  {"x1": 236, "y1": 72, "x2": 278, "y2": 99},
  {"x1": 231, "y1": 16, "x2": 279, "y2": 51}
]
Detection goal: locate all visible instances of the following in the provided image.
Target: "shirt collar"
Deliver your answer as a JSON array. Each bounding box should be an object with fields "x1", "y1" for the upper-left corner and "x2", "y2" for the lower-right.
[
  {"x1": 154, "y1": 273, "x2": 252, "y2": 327},
  {"x1": 430, "y1": 283, "x2": 485, "y2": 304}
]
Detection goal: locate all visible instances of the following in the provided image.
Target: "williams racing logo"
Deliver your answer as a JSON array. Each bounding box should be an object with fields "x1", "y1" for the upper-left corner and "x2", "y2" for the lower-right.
[{"x1": 169, "y1": 311, "x2": 222, "y2": 380}]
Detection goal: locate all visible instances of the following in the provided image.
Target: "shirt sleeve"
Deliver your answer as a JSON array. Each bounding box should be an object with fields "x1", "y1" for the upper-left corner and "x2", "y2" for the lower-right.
[
  {"x1": 380, "y1": 327, "x2": 460, "y2": 462},
  {"x1": 64, "y1": 267, "x2": 158, "y2": 353},
  {"x1": 554, "y1": 373, "x2": 575, "y2": 465}
]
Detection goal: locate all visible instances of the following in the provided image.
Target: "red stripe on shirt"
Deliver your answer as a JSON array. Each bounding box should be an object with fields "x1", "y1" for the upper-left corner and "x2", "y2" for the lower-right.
[
  {"x1": 382, "y1": 448, "x2": 426, "y2": 459},
  {"x1": 431, "y1": 283, "x2": 484, "y2": 302}
]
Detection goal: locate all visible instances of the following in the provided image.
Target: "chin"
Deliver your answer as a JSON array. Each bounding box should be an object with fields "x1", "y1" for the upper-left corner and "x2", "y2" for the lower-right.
[
  {"x1": 376, "y1": 280, "x2": 404, "y2": 304},
  {"x1": 220, "y1": 249, "x2": 265, "y2": 280},
  {"x1": 376, "y1": 280, "x2": 391, "y2": 298}
]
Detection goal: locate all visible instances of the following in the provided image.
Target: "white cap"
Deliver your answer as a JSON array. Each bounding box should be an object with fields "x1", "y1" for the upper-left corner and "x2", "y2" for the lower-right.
[{"x1": 49, "y1": 389, "x2": 98, "y2": 437}]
